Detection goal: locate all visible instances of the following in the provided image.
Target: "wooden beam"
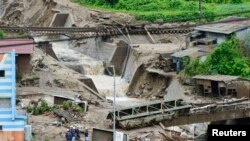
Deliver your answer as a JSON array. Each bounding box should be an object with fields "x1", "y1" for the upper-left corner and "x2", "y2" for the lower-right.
[{"x1": 144, "y1": 27, "x2": 156, "y2": 44}]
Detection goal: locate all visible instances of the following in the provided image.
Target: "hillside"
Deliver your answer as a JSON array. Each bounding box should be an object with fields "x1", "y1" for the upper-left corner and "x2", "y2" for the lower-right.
[{"x1": 73, "y1": 0, "x2": 250, "y2": 22}]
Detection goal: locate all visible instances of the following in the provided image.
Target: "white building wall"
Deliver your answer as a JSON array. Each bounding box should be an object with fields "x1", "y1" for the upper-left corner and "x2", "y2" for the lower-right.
[
  {"x1": 206, "y1": 32, "x2": 226, "y2": 44},
  {"x1": 236, "y1": 29, "x2": 248, "y2": 42}
]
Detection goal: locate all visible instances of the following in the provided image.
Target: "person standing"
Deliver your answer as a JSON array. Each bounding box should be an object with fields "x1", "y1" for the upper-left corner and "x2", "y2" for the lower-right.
[
  {"x1": 75, "y1": 127, "x2": 81, "y2": 140},
  {"x1": 84, "y1": 128, "x2": 89, "y2": 141},
  {"x1": 70, "y1": 126, "x2": 76, "y2": 141},
  {"x1": 65, "y1": 129, "x2": 72, "y2": 141}
]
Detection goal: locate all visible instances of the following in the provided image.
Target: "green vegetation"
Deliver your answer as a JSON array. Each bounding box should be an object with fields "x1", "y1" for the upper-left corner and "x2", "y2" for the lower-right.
[
  {"x1": 183, "y1": 37, "x2": 250, "y2": 78},
  {"x1": 0, "y1": 29, "x2": 4, "y2": 39},
  {"x1": 27, "y1": 99, "x2": 84, "y2": 115},
  {"x1": 18, "y1": 31, "x2": 29, "y2": 38},
  {"x1": 27, "y1": 99, "x2": 58, "y2": 115},
  {"x1": 44, "y1": 137, "x2": 50, "y2": 141},
  {"x1": 73, "y1": 0, "x2": 250, "y2": 22},
  {"x1": 63, "y1": 100, "x2": 84, "y2": 112}
]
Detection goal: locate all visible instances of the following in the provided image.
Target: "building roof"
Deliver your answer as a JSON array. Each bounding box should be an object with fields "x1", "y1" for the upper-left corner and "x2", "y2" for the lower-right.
[
  {"x1": 193, "y1": 75, "x2": 239, "y2": 82},
  {"x1": 195, "y1": 17, "x2": 250, "y2": 34},
  {"x1": 0, "y1": 39, "x2": 34, "y2": 54},
  {"x1": 132, "y1": 43, "x2": 180, "y2": 54},
  {"x1": 171, "y1": 47, "x2": 207, "y2": 58}
]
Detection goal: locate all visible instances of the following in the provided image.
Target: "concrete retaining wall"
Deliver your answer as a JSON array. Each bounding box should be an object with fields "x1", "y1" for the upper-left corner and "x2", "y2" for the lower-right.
[
  {"x1": 78, "y1": 77, "x2": 99, "y2": 93},
  {"x1": 122, "y1": 48, "x2": 141, "y2": 82},
  {"x1": 50, "y1": 13, "x2": 74, "y2": 27},
  {"x1": 109, "y1": 40, "x2": 129, "y2": 75},
  {"x1": 77, "y1": 38, "x2": 117, "y2": 62}
]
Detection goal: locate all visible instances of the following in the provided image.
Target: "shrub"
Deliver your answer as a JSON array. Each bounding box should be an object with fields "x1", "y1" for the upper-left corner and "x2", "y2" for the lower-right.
[
  {"x1": 168, "y1": 0, "x2": 183, "y2": 9},
  {"x1": 27, "y1": 99, "x2": 56, "y2": 115},
  {"x1": 63, "y1": 100, "x2": 73, "y2": 110},
  {"x1": 27, "y1": 106, "x2": 33, "y2": 113},
  {"x1": 0, "y1": 29, "x2": 4, "y2": 39},
  {"x1": 183, "y1": 37, "x2": 250, "y2": 78}
]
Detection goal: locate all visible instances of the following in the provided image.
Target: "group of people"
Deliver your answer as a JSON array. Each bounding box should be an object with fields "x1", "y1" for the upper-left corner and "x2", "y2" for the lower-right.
[{"x1": 65, "y1": 126, "x2": 89, "y2": 141}]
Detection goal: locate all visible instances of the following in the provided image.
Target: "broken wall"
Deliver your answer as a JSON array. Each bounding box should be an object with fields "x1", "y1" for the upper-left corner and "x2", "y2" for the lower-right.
[
  {"x1": 235, "y1": 80, "x2": 250, "y2": 98},
  {"x1": 128, "y1": 66, "x2": 171, "y2": 99},
  {"x1": 77, "y1": 38, "x2": 117, "y2": 62},
  {"x1": 109, "y1": 40, "x2": 129, "y2": 75}
]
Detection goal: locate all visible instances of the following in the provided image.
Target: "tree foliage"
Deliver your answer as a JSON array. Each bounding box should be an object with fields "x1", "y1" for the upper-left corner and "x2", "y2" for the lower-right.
[
  {"x1": 184, "y1": 37, "x2": 250, "y2": 78},
  {"x1": 0, "y1": 29, "x2": 4, "y2": 39},
  {"x1": 74, "y1": 0, "x2": 249, "y2": 22},
  {"x1": 185, "y1": 0, "x2": 243, "y2": 4},
  {"x1": 75, "y1": 0, "x2": 118, "y2": 6}
]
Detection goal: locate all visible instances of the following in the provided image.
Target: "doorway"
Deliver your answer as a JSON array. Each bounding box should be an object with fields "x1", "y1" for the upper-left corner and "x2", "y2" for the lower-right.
[{"x1": 211, "y1": 81, "x2": 219, "y2": 97}]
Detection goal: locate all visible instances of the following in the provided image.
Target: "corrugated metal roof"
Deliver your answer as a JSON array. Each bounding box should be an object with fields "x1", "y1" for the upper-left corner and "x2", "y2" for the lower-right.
[
  {"x1": 195, "y1": 17, "x2": 250, "y2": 34},
  {"x1": 0, "y1": 39, "x2": 33, "y2": 54},
  {"x1": 193, "y1": 75, "x2": 239, "y2": 82}
]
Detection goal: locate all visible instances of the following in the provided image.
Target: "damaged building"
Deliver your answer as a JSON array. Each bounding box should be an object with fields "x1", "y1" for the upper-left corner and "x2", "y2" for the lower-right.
[
  {"x1": 189, "y1": 17, "x2": 250, "y2": 47},
  {"x1": 193, "y1": 75, "x2": 250, "y2": 98}
]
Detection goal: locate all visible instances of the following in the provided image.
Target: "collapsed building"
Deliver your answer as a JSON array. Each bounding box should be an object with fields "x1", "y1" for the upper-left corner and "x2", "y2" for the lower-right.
[{"x1": 193, "y1": 75, "x2": 250, "y2": 98}]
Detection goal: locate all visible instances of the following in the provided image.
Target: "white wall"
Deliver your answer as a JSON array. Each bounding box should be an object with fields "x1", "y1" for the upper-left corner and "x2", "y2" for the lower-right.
[
  {"x1": 236, "y1": 29, "x2": 248, "y2": 42},
  {"x1": 206, "y1": 32, "x2": 226, "y2": 44}
]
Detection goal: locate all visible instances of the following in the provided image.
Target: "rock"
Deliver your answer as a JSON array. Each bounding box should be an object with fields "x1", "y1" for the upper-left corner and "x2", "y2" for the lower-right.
[
  {"x1": 147, "y1": 86, "x2": 153, "y2": 91},
  {"x1": 53, "y1": 79, "x2": 65, "y2": 88},
  {"x1": 140, "y1": 84, "x2": 145, "y2": 89}
]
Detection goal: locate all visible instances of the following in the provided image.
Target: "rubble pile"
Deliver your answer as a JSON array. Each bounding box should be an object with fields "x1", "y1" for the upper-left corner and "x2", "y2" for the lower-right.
[
  {"x1": 19, "y1": 76, "x2": 40, "y2": 87},
  {"x1": 149, "y1": 54, "x2": 174, "y2": 72}
]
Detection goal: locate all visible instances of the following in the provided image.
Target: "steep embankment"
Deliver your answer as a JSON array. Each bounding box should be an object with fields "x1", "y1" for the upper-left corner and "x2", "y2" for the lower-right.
[{"x1": 73, "y1": 0, "x2": 250, "y2": 22}]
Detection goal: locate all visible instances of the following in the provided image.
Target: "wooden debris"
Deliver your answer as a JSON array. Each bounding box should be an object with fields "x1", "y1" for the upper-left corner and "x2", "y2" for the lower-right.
[{"x1": 159, "y1": 131, "x2": 174, "y2": 141}]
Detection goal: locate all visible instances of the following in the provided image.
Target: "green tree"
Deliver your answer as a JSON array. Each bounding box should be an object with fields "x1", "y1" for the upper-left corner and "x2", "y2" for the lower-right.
[
  {"x1": 184, "y1": 37, "x2": 250, "y2": 78},
  {"x1": 0, "y1": 29, "x2": 4, "y2": 39}
]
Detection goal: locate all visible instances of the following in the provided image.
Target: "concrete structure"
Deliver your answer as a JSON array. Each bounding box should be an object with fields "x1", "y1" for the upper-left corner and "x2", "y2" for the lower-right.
[
  {"x1": 174, "y1": 17, "x2": 250, "y2": 73},
  {"x1": 17, "y1": 91, "x2": 88, "y2": 112},
  {"x1": 190, "y1": 17, "x2": 250, "y2": 45},
  {"x1": 50, "y1": 13, "x2": 74, "y2": 27},
  {"x1": 0, "y1": 39, "x2": 34, "y2": 73},
  {"x1": 193, "y1": 75, "x2": 250, "y2": 98},
  {"x1": 162, "y1": 102, "x2": 250, "y2": 127},
  {"x1": 109, "y1": 40, "x2": 129, "y2": 75},
  {"x1": 0, "y1": 51, "x2": 27, "y2": 141},
  {"x1": 37, "y1": 42, "x2": 58, "y2": 60},
  {"x1": 107, "y1": 99, "x2": 191, "y2": 129},
  {"x1": 123, "y1": 43, "x2": 180, "y2": 82},
  {"x1": 171, "y1": 46, "x2": 211, "y2": 73},
  {"x1": 92, "y1": 128, "x2": 129, "y2": 141}
]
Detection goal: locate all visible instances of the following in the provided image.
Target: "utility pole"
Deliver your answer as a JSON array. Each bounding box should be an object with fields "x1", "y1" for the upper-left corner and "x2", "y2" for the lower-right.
[
  {"x1": 198, "y1": 0, "x2": 202, "y2": 23},
  {"x1": 112, "y1": 65, "x2": 116, "y2": 141}
]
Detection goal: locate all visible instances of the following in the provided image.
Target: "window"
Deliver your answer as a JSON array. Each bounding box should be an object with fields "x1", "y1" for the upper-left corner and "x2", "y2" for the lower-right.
[
  {"x1": 0, "y1": 125, "x2": 2, "y2": 130},
  {"x1": 0, "y1": 70, "x2": 5, "y2": 77}
]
